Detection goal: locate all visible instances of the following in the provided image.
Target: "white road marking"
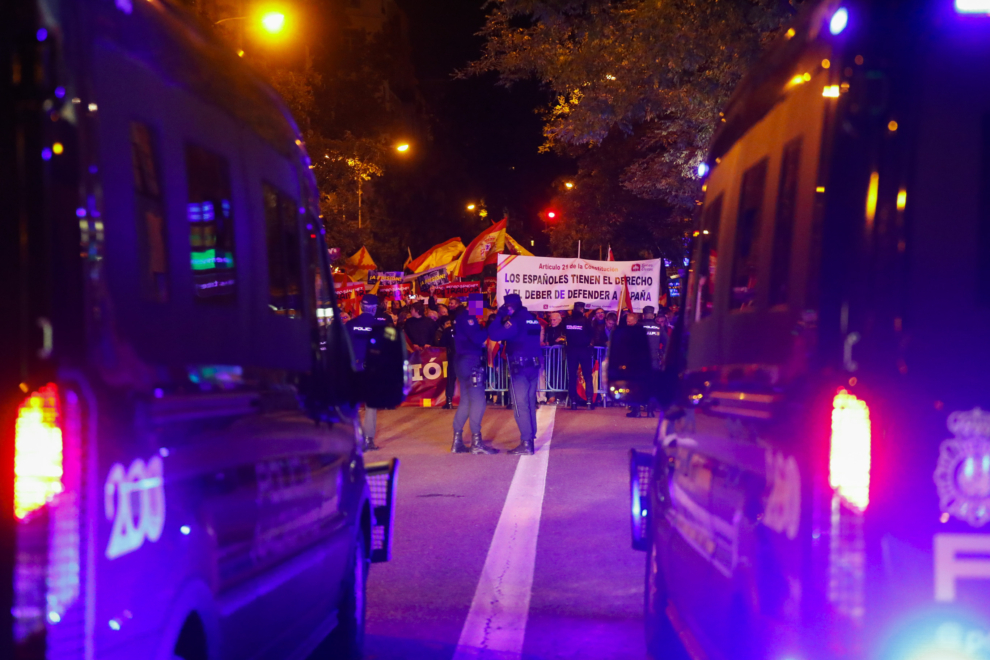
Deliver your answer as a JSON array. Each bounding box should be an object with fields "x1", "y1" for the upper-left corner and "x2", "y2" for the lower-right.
[{"x1": 452, "y1": 404, "x2": 557, "y2": 660}]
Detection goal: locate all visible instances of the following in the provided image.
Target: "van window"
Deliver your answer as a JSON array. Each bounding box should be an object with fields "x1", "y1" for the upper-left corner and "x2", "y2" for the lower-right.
[
  {"x1": 130, "y1": 122, "x2": 168, "y2": 302},
  {"x1": 263, "y1": 183, "x2": 303, "y2": 317},
  {"x1": 731, "y1": 159, "x2": 768, "y2": 309},
  {"x1": 980, "y1": 114, "x2": 990, "y2": 306},
  {"x1": 186, "y1": 145, "x2": 236, "y2": 300},
  {"x1": 770, "y1": 139, "x2": 802, "y2": 307},
  {"x1": 698, "y1": 194, "x2": 722, "y2": 319}
]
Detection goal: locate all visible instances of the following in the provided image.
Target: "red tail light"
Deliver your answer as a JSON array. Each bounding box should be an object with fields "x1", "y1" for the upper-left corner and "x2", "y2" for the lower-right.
[
  {"x1": 14, "y1": 383, "x2": 64, "y2": 520},
  {"x1": 829, "y1": 388, "x2": 872, "y2": 512}
]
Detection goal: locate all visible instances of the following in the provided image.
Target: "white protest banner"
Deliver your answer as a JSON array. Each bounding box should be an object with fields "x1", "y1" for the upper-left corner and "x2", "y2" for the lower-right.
[{"x1": 496, "y1": 254, "x2": 662, "y2": 313}]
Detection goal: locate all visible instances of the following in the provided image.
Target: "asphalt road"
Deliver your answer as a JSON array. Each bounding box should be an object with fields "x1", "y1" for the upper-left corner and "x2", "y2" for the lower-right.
[{"x1": 362, "y1": 403, "x2": 658, "y2": 660}]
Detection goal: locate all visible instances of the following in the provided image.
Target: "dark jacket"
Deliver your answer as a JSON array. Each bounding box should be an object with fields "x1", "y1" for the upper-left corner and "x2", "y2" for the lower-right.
[
  {"x1": 638, "y1": 316, "x2": 666, "y2": 370},
  {"x1": 544, "y1": 322, "x2": 567, "y2": 347},
  {"x1": 591, "y1": 319, "x2": 609, "y2": 347},
  {"x1": 453, "y1": 309, "x2": 488, "y2": 357},
  {"x1": 404, "y1": 315, "x2": 439, "y2": 347},
  {"x1": 488, "y1": 306, "x2": 542, "y2": 360},
  {"x1": 346, "y1": 312, "x2": 389, "y2": 366},
  {"x1": 563, "y1": 311, "x2": 592, "y2": 351}
]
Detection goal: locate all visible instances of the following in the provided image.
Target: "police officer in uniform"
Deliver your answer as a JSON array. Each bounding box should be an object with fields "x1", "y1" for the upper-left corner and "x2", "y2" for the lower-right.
[
  {"x1": 563, "y1": 302, "x2": 596, "y2": 410},
  {"x1": 346, "y1": 294, "x2": 392, "y2": 450},
  {"x1": 488, "y1": 294, "x2": 542, "y2": 455},
  {"x1": 450, "y1": 305, "x2": 499, "y2": 455},
  {"x1": 628, "y1": 305, "x2": 664, "y2": 418}
]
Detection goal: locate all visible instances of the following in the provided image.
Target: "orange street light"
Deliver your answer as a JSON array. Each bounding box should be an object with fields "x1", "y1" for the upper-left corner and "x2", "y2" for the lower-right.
[
  {"x1": 395, "y1": 143, "x2": 411, "y2": 153},
  {"x1": 467, "y1": 204, "x2": 476, "y2": 211},
  {"x1": 261, "y1": 11, "x2": 286, "y2": 33},
  {"x1": 564, "y1": 182, "x2": 574, "y2": 190}
]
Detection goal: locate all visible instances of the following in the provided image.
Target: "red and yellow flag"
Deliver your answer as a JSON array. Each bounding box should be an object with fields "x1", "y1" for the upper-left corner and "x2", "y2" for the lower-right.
[
  {"x1": 342, "y1": 246, "x2": 376, "y2": 282},
  {"x1": 505, "y1": 233, "x2": 534, "y2": 257},
  {"x1": 608, "y1": 247, "x2": 633, "y2": 312},
  {"x1": 407, "y1": 238, "x2": 465, "y2": 274},
  {"x1": 457, "y1": 219, "x2": 506, "y2": 278}
]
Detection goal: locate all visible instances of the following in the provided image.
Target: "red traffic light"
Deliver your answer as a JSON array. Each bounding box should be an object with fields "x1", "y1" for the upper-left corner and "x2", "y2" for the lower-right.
[{"x1": 547, "y1": 211, "x2": 556, "y2": 219}]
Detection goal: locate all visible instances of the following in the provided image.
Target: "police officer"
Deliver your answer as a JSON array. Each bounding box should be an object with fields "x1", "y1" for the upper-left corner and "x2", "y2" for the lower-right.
[
  {"x1": 563, "y1": 301, "x2": 596, "y2": 410},
  {"x1": 628, "y1": 305, "x2": 664, "y2": 418},
  {"x1": 488, "y1": 294, "x2": 543, "y2": 455},
  {"x1": 450, "y1": 304, "x2": 499, "y2": 455},
  {"x1": 346, "y1": 294, "x2": 392, "y2": 451}
]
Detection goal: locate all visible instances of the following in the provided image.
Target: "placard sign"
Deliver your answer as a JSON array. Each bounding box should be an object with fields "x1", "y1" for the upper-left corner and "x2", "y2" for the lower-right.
[{"x1": 496, "y1": 254, "x2": 662, "y2": 313}]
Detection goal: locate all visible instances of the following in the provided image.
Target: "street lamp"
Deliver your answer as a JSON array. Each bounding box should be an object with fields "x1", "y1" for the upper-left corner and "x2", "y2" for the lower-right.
[
  {"x1": 466, "y1": 204, "x2": 476, "y2": 211},
  {"x1": 564, "y1": 182, "x2": 574, "y2": 190},
  {"x1": 395, "y1": 143, "x2": 411, "y2": 153},
  {"x1": 260, "y1": 11, "x2": 286, "y2": 34}
]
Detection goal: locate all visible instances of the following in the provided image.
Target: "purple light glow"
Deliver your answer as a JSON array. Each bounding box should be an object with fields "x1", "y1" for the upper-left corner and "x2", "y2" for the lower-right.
[{"x1": 36, "y1": 28, "x2": 48, "y2": 42}]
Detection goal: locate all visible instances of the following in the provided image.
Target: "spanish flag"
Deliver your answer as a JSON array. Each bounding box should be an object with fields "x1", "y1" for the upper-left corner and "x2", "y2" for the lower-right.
[
  {"x1": 342, "y1": 246, "x2": 376, "y2": 283},
  {"x1": 505, "y1": 233, "x2": 534, "y2": 257},
  {"x1": 457, "y1": 219, "x2": 506, "y2": 278},
  {"x1": 608, "y1": 246, "x2": 633, "y2": 312},
  {"x1": 407, "y1": 238, "x2": 466, "y2": 274}
]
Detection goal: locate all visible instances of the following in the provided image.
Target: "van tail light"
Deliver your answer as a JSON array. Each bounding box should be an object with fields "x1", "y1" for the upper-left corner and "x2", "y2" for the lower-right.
[
  {"x1": 827, "y1": 388, "x2": 872, "y2": 631},
  {"x1": 15, "y1": 383, "x2": 64, "y2": 520},
  {"x1": 829, "y1": 388, "x2": 871, "y2": 512},
  {"x1": 13, "y1": 384, "x2": 83, "y2": 650}
]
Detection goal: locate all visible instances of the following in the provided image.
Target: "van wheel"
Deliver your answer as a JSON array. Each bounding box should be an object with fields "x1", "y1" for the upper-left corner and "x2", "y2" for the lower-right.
[
  {"x1": 644, "y1": 537, "x2": 683, "y2": 659},
  {"x1": 322, "y1": 532, "x2": 368, "y2": 660}
]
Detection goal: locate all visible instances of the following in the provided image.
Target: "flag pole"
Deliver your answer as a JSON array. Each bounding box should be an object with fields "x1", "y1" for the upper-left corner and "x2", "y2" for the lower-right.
[{"x1": 578, "y1": 240, "x2": 581, "y2": 259}]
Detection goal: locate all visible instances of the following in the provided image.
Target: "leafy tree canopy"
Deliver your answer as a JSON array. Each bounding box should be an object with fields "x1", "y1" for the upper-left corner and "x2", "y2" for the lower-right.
[{"x1": 467, "y1": 0, "x2": 795, "y2": 211}]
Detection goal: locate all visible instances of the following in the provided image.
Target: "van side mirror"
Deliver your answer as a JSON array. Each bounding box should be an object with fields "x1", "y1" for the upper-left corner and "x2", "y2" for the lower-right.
[
  {"x1": 361, "y1": 325, "x2": 411, "y2": 409},
  {"x1": 606, "y1": 325, "x2": 654, "y2": 405}
]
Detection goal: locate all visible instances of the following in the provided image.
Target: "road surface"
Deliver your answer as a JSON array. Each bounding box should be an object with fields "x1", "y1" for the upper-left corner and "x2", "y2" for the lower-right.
[{"x1": 362, "y1": 403, "x2": 659, "y2": 660}]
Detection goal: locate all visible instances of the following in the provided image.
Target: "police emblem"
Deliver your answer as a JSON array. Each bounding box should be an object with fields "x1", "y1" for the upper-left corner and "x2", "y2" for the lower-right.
[{"x1": 934, "y1": 408, "x2": 990, "y2": 528}]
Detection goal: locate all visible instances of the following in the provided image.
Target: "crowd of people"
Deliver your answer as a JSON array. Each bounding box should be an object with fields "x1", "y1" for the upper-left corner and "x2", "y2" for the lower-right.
[{"x1": 341, "y1": 286, "x2": 676, "y2": 455}]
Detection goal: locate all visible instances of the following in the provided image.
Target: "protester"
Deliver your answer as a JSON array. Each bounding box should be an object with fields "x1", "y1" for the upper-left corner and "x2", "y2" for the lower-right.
[
  {"x1": 604, "y1": 312, "x2": 617, "y2": 342},
  {"x1": 450, "y1": 306, "x2": 499, "y2": 454},
  {"x1": 404, "y1": 301, "x2": 439, "y2": 350},
  {"x1": 543, "y1": 311, "x2": 567, "y2": 347},
  {"x1": 488, "y1": 294, "x2": 543, "y2": 455},
  {"x1": 563, "y1": 302, "x2": 595, "y2": 410},
  {"x1": 345, "y1": 294, "x2": 390, "y2": 451},
  {"x1": 591, "y1": 308, "x2": 608, "y2": 347}
]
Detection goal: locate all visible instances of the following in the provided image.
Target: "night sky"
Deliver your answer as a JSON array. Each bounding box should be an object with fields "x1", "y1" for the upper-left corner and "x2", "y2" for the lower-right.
[{"x1": 396, "y1": 0, "x2": 572, "y2": 252}]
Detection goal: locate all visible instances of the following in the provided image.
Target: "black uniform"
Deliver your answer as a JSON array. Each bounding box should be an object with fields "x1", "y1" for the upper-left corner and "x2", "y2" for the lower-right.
[
  {"x1": 346, "y1": 310, "x2": 391, "y2": 446},
  {"x1": 451, "y1": 310, "x2": 489, "y2": 436},
  {"x1": 638, "y1": 316, "x2": 664, "y2": 370},
  {"x1": 563, "y1": 310, "x2": 595, "y2": 407},
  {"x1": 489, "y1": 296, "x2": 543, "y2": 453}
]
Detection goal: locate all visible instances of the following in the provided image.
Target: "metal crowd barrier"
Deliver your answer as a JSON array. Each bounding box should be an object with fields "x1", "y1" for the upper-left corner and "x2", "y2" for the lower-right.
[{"x1": 484, "y1": 344, "x2": 609, "y2": 406}]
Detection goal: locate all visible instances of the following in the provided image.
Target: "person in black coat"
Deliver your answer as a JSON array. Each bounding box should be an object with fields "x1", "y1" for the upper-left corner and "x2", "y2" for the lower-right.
[
  {"x1": 449, "y1": 305, "x2": 499, "y2": 454},
  {"x1": 563, "y1": 302, "x2": 595, "y2": 410},
  {"x1": 345, "y1": 294, "x2": 392, "y2": 451}
]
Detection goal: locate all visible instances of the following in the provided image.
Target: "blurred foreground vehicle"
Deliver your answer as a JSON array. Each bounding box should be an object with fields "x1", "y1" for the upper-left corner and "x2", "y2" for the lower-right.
[
  {"x1": 613, "y1": 1, "x2": 990, "y2": 659},
  {"x1": 0, "y1": 0, "x2": 407, "y2": 657}
]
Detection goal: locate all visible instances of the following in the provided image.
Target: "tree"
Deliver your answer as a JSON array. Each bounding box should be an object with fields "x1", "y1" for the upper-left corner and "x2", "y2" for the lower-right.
[
  {"x1": 546, "y1": 127, "x2": 689, "y2": 261},
  {"x1": 468, "y1": 0, "x2": 795, "y2": 211}
]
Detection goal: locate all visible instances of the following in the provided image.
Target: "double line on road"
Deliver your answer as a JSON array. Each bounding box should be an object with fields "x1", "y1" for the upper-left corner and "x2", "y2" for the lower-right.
[{"x1": 452, "y1": 405, "x2": 557, "y2": 660}]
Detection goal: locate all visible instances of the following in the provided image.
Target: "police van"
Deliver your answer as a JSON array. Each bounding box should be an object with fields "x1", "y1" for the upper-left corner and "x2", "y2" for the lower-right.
[
  {"x1": 0, "y1": 0, "x2": 406, "y2": 657},
  {"x1": 611, "y1": 1, "x2": 990, "y2": 659}
]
